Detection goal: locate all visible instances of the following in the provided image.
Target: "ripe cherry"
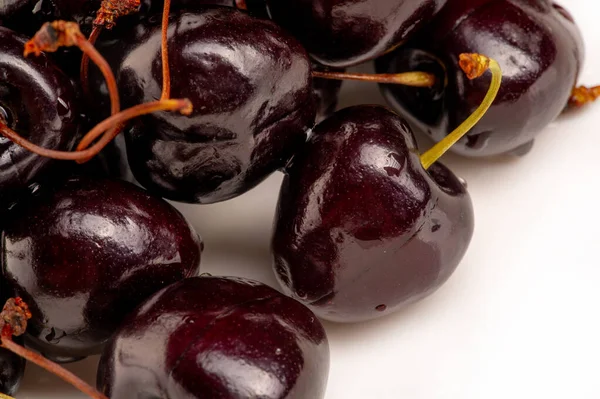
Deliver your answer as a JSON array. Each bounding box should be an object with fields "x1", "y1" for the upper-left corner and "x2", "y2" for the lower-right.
[
  {"x1": 0, "y1": 26, "x2": 80, "y2": 211},
  {"x1": 1, "y1": 177, "x2": 202, "y2": 362},
  {"x1": 91, "y1": 8, "x2": 315, "y2": 204},
  {"x1": 377, "y1": 0, "x2": 584, "y2": 157},
  {"x1": 272, "y1": 54, "x2": 501, "y2": 322},
  {"x1": 97, "y1": 276, "x2": 330, "y2": 399},
  {"x1": 265, "y1": 0, "x2": 447, "y2": 68}
]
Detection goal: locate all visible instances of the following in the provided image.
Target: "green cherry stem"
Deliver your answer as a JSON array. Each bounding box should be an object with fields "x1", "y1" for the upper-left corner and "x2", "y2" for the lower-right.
[{"x1": 420, "y1": 53, "x2": 502, "y2": 170}]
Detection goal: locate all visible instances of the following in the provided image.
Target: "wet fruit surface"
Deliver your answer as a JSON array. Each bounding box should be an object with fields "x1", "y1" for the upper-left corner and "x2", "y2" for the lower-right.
[
  {"x1": 272, "y1": 105, "x2": 474, "y2": 322},
  {"x1": 98, "y1": 276, "x2": 329, "y2": 399},
  {"x1": 377, "y1": 0, "x2": 584, "y2": 157},
  {"x1": 0, "y1": 26, "x2": 79, "y2": 210},
  {"x1": 1, "y1": 177, "x2": 203, "y2": 361},
  {"x1": 92, "y1": 8, "x2": 315, "y2": 204},
  {"x1": 266, "y1": 0, "x2": 447, "y2": 68}
]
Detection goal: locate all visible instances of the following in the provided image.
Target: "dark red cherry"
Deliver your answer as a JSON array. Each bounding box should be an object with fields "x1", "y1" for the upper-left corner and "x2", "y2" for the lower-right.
[
  {"x1": 265, "y1": 0, "x2": 447, "y2": 68},
  {"x1": 272, "y1": 105, "x2": 474, "y2": 322},
  {"x1": 376, "y1": 0, "x2": 584, "y2": 157},
  {"x1": 1, "y1": 177, "x2": 202, "y2": 362},
  {"x1": 92, "y1": 8, "x2": 315, "y2": 204},
  {"x1": 97, "y1": 276, "x2": 330, "y2": 399},
  {"x1": 0, "y1": 27, "x2": 80, "y2": 211}
]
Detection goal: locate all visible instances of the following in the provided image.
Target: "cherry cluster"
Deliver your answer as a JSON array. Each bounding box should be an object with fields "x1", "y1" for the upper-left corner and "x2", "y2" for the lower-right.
[{"x1": 0, "y1": 0, "x2": 594, "y2": 398}]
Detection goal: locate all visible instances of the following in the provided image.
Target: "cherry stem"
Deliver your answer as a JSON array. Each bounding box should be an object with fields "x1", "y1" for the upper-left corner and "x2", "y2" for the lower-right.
[
  {"x1": 80, "y1": 26, "x2": 103, "y2": 101},
  {"x1": 0, "y1": 99, "x2": 193, "y2": 162},
  {"x1": 312, "y1": 70, "x2": 436, "y2": 88},
  {"x1": 0, "y1": 338, "x2": 108, "y2": 399},
  {"x1": 0, "y1": 297, "x2": 107, "y2": 399},
  {"x1": 420, "y1": 53, "x2": 502, "y2": 170},
  {"x1": 24, "y1": 21, "x2": 120, "y2": 117},
  {"x1": 568, "y1": 85, "x2": 600, "y2": 108},
  {"x1": 160, "y1": 0, "x2": 171, "y2": 100}
]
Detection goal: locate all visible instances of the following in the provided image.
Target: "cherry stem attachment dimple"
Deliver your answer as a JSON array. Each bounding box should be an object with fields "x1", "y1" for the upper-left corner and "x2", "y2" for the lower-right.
[
  {"x1": 311, "y1": 70, "x2": 436, "y2": 88},
  {"x1": 0, "y1": 298, "x2": 108, "y2": 399},
  {"x1": 0, "y1": 99, "x2": 193, "y2": 162},
  {"x1": 24, "y1": 21, "x2": 120, "y2": 117},
  {"x1": 420, "y1": 53, "x2": 502, "y2": 170},
  {"x1": 160, "y1": 0, "x2": 172, "y2": 100},
  {"x1": 568, "y1": 85, "x2": 600, "y2": 108}
]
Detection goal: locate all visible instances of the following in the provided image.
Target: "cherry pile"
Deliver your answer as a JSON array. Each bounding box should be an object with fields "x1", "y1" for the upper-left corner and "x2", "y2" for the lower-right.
[{"x1": 0, "y1": 0, "x2": 595, "y2": 398}]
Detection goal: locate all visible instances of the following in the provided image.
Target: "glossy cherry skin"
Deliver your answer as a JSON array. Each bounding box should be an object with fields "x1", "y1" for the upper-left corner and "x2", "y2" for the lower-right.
[
  {"x1": 272, "y1": 105, "x2": 474, "y2": 323},
  {"x1": 265, "y1": 0, "x2": 447, "y2": 68},
  {"x1": 0, "y1": 27, "x2": 80, "y2": 210},
  {"x1": 91, "y1": 8, "x2": 314, "y2": 204},
  {"x1": 97, "y1": 276, "x2": 330, "y2": 399},
  {"x1": 1, "y1": 177, "x2": 203, "y2": 362},
  {"x1": 377, "y1": 0, "x2": 584, "y2": 157}
]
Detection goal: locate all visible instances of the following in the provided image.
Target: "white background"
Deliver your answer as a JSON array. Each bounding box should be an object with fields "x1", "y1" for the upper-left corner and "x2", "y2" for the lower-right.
[{"x1": 17, "y1": 0, "x2": 600, "y2": 397}]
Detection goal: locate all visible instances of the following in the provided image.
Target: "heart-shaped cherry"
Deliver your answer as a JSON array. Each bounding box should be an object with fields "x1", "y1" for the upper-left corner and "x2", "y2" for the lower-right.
[
  {"x1": 265, "y1": 0, "x2": 447, "y2": 68},
  {"x1": 97, "y1": 276, "x2": 330, "y2": 398},
  {"x1": 377, "y1": 0, "x2": 583, "y2": 157},
  {"x1": 1, "y1": 176, "x2": 202, "y2": 362},
  {"x1": 272, "y1": 54, "x2": 501, "y2": 322},
  {"x1": 90, "y1": 8, "x2": 315, "y2": 204},
  {"x1": 272, "y1": 105, "x2": 474, "y2": 322}
]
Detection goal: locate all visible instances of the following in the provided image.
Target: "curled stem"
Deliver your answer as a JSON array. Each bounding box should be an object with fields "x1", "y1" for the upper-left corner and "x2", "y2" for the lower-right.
[
  {"x1": 24, "y1": 21, "x2": 120, "y2": 117},
  {"x1": 312, "y1": 70, "x2": 436, "y2": 88},
  {"x1": 0, "y1": 298, "x2": 108, "y2": 399},
  {"x1": 568, "y1": 85, "x2": 600, "y2": 108},
  {"x1": 420, "y1": 53, "x2": 502, "y2": 170},
  {"x1": 160, "y1": 0, "x2": 172, "y2": 100},
  {"x1": 0, "y1": 99, "x2": 193, "y2": 162}
]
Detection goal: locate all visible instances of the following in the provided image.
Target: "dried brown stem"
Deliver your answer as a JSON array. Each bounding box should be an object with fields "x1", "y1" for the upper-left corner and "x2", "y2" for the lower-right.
[
  {"x1": 1, "y1": 339, "x2": 108, "y2": 399},
  {"x1": 94, "y1": 0, "x2": 141, "y2": 29},
  {"x1": 568, "y1": 85, "x2": 600, "y2": 108},
  {"x1": 160, "y1": 0, "x2": 172, "y2": 100},
  {"x1": 0, "y1": 297, "x2": 108, "y2": 399}
]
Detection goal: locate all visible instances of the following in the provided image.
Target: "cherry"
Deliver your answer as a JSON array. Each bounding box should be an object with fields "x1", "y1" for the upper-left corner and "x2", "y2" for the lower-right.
[
  {"x1": 97, "y1": 276, "x2": 330, "y2": 399},
  {"x1": 271, "y1": 53, "x2": 501, "y2": 322},
  {"x1": 0, "y1": 26, "x2": 80, "y2": 211},
  {"x1": 376, "y1": 0, "x2": 584, "y2": 157},
  {"x1": 265, "y1": 0, "x2": 447, "y2": 68},
  {"x1": 91, "y1": 8, "x2": 315, "y2": 204},
  {"x1": 271, "y1": 105, "x2": 474, "y2": 322},
  {"x1": 1, "y1": 176, "x2": 203, "y2": 362}
]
